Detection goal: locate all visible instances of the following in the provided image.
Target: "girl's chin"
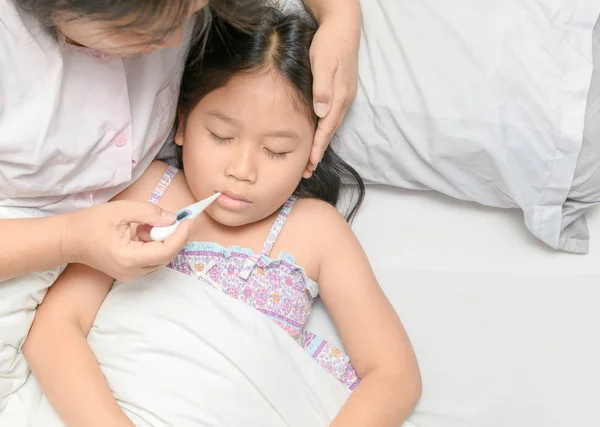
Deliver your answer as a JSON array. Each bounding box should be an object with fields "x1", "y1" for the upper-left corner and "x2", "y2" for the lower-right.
[{"x1": 204, "y1": 208, "x2": 254, "y2": 228}]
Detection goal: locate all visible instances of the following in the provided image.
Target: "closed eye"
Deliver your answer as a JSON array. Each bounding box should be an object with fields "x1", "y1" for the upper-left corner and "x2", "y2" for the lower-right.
[
  {"x1": 208, "y1": 131, "x2": 233, "y2": 144},
  {"x1": 265, "y1": 148, "x2": 289, "y2": 160}
]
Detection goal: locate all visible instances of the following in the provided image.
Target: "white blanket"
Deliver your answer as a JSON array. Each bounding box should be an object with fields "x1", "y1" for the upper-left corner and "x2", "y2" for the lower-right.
[{"x1": 32, "y1": 268, "x2": 415, "y2": 427}]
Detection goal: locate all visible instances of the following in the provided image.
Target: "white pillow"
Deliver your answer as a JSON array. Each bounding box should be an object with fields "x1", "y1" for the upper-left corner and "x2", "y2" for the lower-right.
[{"x1": 337, "y1": 0, "x2": 600, "y2": 253}]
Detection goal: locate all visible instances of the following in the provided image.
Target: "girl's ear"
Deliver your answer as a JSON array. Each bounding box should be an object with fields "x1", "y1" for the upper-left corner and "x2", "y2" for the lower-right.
[{"x1": 175, "y1": 114, "x2": 185, "y2": 147}]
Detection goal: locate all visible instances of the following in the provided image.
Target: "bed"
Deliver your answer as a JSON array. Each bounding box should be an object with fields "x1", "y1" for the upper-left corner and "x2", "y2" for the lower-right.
[{"x1": 26, "y1": 184, "x2": 600, "y2": 427}]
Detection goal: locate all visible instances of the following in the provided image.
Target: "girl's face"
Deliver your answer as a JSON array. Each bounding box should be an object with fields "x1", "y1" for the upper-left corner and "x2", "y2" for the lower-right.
[
  {"x1": 175, "y1": 70, "x2": 316, "y2": 227},
  {"x1": 55, "y1": 0, "x2": 207, "y2": 56}
]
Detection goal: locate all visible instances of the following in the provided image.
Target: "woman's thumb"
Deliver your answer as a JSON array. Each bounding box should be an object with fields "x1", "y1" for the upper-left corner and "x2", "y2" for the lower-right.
[{"x1": 312, "y1": 58, "x2": 336, "y2": 118}]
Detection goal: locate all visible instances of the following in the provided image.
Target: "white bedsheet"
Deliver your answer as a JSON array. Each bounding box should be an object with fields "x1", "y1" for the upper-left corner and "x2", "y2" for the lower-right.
[
  {"x1": 32, "y1": 268, "x2": 356, "y2": 427},
  {"x1": 308, "y1": 185, "x2": 600, "y2": 427}
]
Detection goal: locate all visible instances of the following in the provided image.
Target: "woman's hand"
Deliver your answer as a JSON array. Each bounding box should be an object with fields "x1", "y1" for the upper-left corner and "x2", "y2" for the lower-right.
[
  {"x1": 63, "y1": 200, "x2": 192, "y2": 282},
  {"x1": 305, "y1": 0, "x2": 361, "y2": 176}
]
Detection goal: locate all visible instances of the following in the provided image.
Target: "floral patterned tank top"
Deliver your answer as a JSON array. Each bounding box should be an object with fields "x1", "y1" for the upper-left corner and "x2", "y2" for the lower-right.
[{"x1": 149, "y1": 166, "x2": 359, "y2": 391}]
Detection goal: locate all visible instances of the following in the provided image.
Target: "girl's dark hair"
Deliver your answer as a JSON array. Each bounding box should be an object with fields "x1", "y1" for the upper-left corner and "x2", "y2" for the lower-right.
[
  {"x1": 14, "y1": 0, "x2": 266, "y2": 40},
  {"x1": 176, "y1": 7, "x2": 365, "y2": 222}
]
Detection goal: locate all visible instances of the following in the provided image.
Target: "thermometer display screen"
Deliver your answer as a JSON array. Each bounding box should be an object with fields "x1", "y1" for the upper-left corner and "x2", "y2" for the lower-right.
[{"x1": 176, "y1": 210, "x2": 190, "y2": 221}]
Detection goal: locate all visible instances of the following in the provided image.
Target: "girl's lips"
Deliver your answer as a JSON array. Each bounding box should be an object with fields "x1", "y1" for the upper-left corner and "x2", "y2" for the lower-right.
[{"x1": 217, "y1": 193, "x2": 251, "y2": 210}]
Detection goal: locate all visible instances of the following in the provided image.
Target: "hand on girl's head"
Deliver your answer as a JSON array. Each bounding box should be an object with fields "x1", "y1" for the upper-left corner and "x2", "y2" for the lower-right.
[{"x1": 305, "y1": 9, "x2": 361, "y2": 174}]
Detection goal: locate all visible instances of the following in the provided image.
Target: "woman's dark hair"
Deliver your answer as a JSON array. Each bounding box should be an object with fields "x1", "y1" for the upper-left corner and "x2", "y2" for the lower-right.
[
  {"x1": 14, "y1": 0, "x2": 267, "y2": 41},
  {"x1": 176, "y1": 7, "x2": 365, "y2": 222}
]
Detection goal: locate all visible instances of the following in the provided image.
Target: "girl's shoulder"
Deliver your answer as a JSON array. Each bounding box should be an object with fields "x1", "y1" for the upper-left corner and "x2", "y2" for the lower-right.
[
  {"x1": 113, "y1": 161, "x2": 194, "y2": 211},
  {"x1": 290, "y1": 196, "x2": 342, "y2": 219},
  {"x1": 292, "y1": 196, "x2": 350, "y2": 222},
  {"x1": 286, "y1": 197, "x2": 355, "y2": 244},
  {"x1": 280, "y1": 197, "x2": 363, "y2": 282}
]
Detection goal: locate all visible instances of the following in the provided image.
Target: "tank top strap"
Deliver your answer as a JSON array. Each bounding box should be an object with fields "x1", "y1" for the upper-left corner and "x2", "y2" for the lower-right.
[
  {"x1": 148, "y1": 165, "x2": 179, "y2": 204},
  {"x1": 260, "y1": 195, "x2": 297, "y2": 256},
  {"x1": 237, "y1": 195, "x2": 297, "y2": 281}
]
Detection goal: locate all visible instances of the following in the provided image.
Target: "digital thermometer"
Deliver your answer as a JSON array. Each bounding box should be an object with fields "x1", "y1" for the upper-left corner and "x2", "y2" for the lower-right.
[{"x1": 150, "y1": 192, "x2": 221, "y2": 242}]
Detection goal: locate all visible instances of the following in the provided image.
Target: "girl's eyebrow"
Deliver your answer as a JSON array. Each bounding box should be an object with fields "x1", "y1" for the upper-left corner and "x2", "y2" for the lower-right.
[
  {"x1": 207, "y1": 111, "x2": 241, "y2": 126},
  {"x1": 263, "y1": 130, "x2": 301, "y2": 141}
]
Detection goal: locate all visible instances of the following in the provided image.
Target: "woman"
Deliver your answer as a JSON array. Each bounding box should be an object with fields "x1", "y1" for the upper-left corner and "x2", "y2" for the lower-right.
[{"x1": 0, "y1": 0, "x2": 361, "y2": 421}]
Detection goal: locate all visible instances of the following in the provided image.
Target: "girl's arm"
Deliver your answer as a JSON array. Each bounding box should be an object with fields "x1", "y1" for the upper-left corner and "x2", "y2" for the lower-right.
[
  {"x1": 312, "y1": 203, "x2": 422, "y2": 427},
  {"x1": 22, "y1": 263, "x2": 134, "y2": 427},
  {"x1": 22, "y1": 163, "x2": 185, "y2": 426}
]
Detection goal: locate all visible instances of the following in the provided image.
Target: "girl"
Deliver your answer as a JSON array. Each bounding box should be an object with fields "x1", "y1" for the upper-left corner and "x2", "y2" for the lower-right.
[{"x1": 24, "y1": 7, "x2": 421, "y2": 427}]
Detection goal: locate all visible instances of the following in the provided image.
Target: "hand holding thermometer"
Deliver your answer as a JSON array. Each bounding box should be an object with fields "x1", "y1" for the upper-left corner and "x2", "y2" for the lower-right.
[{"x1": 150, "y1": 192, "x2": 221, "y2": 242}]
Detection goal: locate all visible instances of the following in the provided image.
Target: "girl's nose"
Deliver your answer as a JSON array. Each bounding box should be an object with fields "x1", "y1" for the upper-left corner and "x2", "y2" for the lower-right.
[{"x1": 225, "y1": 144, "x2": 258, "y2": 183}]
